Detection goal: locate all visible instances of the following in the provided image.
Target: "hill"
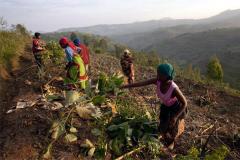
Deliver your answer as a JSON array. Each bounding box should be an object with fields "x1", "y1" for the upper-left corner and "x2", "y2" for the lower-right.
[
  {"x1": 143, "y1": 28, "x2": 240, "y2": 89},
  {"x1": 55, "y1": 9, "x2": 240, "y2": 89},
  {"x1": 0, "y1": 41, "x2": 240, "y2": 159},
  {"x1": 57, "y1": 9, "x2": 240, "y2": 39},
  {"x1": 1, "y1": 27, "x2": 240, "y2": 158},
  {"x1": 111, "y1": 9, "x2": 240, "y2": 48}
]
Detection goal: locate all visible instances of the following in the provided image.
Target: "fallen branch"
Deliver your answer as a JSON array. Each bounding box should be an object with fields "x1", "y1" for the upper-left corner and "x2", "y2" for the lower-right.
[
  {"x1": 200, "y1": 124, "x2": 214, "y2": 135},
  {"x1": 115, "y1": 146, "x2": 145, "y2": 160},
  {"x1": 200, "y1": 122, "x2": 218, "y2": 159}
]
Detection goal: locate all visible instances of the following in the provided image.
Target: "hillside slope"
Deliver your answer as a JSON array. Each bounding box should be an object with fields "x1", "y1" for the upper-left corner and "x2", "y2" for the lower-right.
[
  {"x1": 57, "y1": 9, "x2": 240, "y2": 48},
  {"x1": 55, "y1": 9, "x2": 240, "y2": 89},
  {"x1": 143, "y1": 28, "x2": 240, "y2": 89},
  {"x1": 0, "y1": 44, "x2": 239, "y2": 159},
  {"x1": 111, "y1": 9, "x2": 240, "y2": 48}
]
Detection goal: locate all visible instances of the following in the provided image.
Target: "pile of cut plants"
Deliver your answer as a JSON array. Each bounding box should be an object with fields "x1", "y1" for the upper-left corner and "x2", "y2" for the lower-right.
[{"x1": 40, "y1": 72, "x2": 166, "y2": 160}]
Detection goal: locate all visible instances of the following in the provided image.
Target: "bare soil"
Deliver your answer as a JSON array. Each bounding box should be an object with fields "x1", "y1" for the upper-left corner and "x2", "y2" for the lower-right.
[{"x1": 0, "y1": 50, "x2": 239, "y2": 160}]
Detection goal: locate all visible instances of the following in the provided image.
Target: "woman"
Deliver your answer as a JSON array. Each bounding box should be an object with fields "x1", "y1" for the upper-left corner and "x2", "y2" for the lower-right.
[
  {"x1": 120, "y1": 49, "x2": 135, "y2": 84},
  {"x1": 59, "y1": 37, "x2": 88, "y2": 90},
  {"x1": 122, "y1": 63, "x2": 187, "y2": 149},
  {"x1": 32, "y1": 32, "x2": 45, "y2": 68},
  {"x1": 73, "y1": 38, "x2": 90, "y2": 73}
]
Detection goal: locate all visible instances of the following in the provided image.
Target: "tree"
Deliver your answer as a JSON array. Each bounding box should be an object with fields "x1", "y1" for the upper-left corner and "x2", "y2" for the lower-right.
[
  {"x1": 70, "y1": 32, "x2": 78, "y2": 41},
  {"x1": 15, "y1": 24, "x2": 28, "y2": 35},
  {"x1": 99, "y1": 38, "x2": 108, "y2": 52},
  {"x1": 114, "y1": 44, "x2": 124, "y2": 58},
  {"x1": 207, "y1": 56, "x2": 223, "y2": 81},
  {"x1": 83, "y1": 34, "x2": 90, "y2": 46}
]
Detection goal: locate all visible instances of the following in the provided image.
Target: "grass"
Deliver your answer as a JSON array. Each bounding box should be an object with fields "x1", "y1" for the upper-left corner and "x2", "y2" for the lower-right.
[{"x1": 0, "y1": 26, "x2": 29, "y2": 79}]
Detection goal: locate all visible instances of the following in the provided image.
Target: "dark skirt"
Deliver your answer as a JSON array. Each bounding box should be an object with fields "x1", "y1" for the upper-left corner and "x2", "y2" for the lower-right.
[
  {"x1": 33, "y1": 53, "x2": 43, "y2": 68},
  {"x1": 159, "y1": 101, "x2": 187, "y2": 145}
]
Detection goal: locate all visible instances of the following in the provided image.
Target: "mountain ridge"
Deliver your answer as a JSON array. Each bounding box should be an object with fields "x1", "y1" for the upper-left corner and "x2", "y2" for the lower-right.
[{"x1": 57, "y1": 9, "x2": 240, "y2": 36}]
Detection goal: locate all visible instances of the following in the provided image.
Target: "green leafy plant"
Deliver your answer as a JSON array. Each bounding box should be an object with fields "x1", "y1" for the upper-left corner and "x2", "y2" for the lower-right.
[
  {"x1": 205, "y1": 145, "x2": 229, "y2": 160},
  {"x1": 0, "y1": 24, "x2": 29, "y2": 78},
  {"x1": 207, "y1": 55, "x2": 224, "y2": 81},
  {"x1": 175, "y1": 145, "x2": 229, "y2": 160},
  {"x1": 106, "y1": 115, "x2": 159, "y2": 156},
  {"x1": 175, "y1": 147, "x2": 200, "y2": 160},
  {"x1": 92, "y1": 95, "x2": 106, "y2": 106},
  {"x1": 97, "y1": 73, "x2": 124, "y2": 96},
  {"x1": 44, "y1": 40, "x2": 64, "y2": 64}
]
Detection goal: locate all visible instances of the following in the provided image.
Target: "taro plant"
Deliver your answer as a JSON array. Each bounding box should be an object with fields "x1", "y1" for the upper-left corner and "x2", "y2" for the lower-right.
[{"x1": 106, "y1": 114, "x2": 159, "y2": 157}]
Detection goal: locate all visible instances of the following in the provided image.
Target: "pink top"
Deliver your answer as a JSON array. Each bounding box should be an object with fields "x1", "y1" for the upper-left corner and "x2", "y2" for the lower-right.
[{"x1": 156, "y1": 80, "x2": 178, "y2": 107}]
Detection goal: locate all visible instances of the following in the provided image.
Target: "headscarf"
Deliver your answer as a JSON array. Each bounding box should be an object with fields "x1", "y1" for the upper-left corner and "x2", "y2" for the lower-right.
[
  {"x1": 157, "y1": 63, "x2": 175, "y2": 80},
  {"x1": 59, "y1": 37, "x2": 68, "y2": 48},
  {"x1": 73, "y1": 38, "x2": 81, "y2": 46},
  {"x1": 124, "y1": 49, "x2": 131, "y2": 57},
  {"x1": 59, "y1": 37, "x2": 77, "y2": 51}
]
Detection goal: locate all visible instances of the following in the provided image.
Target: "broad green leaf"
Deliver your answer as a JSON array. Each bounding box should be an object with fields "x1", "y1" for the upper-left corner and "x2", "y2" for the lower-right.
[{"x1": 92, "y1": 95, "x2": 106, "y2": 106}]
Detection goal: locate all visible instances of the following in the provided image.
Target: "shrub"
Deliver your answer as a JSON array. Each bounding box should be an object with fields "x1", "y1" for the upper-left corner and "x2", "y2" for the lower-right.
[
  {"x1": 44, "y1": 40, "x2": 64, "y2": 64},
  {"x1": 0, "y1": 23, "x2": 29, "y2": 78},
  {"x1": 207, "y1": 56, "x2": 224, "y2": 81}
]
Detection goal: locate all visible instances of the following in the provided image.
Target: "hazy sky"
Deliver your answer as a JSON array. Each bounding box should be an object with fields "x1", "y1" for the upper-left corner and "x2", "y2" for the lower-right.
[{"x1": 1, "y1": 0, "x2": 240, "y2": 32}]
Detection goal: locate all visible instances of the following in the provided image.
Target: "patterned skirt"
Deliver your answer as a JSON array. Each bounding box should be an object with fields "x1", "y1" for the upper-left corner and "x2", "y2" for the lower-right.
[{"x1": 159, "y1": 101, "x2": 187, "y2": 145}]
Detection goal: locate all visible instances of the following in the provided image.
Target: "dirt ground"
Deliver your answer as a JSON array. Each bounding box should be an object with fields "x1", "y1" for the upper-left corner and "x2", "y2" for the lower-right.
[{"x1": 0, "y1": 49, "x2": 239, "y2": 160}]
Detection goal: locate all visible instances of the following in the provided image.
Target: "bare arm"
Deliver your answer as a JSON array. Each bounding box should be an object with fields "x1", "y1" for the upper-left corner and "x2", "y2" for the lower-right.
[
  {"x1": 173, "y1": 87, "x2": 187, "y2": 120},
  {"x1": 121, "y1": 78, "x2": 157, "y2": 89},
  {"x1": 130, "y1": 64, "x2": 135, "y2": 77}
]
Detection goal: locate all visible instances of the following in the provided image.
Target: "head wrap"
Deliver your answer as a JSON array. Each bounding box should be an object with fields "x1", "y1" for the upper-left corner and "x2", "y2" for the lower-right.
[
  {"x1": 157, "y1": 63, "x2": 175, "y2": 80},
  {"x1": 73, "y1": 38, "x2": 81, "y2": 46},
  {"x1": 124, "y1": 49, "x2": 132, "y2": 57},
  {"x1": 59, "y1": 37, "x2": 68, "y2": 48},
  {"x1": 59, "y1": 37, "x2": 76, "y2": 51}
]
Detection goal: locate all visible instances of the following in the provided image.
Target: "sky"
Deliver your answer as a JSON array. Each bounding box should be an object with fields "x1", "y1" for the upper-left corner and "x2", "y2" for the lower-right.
[{"x1": 1, "y1": 0, "x2": 240, "y2": 32}]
